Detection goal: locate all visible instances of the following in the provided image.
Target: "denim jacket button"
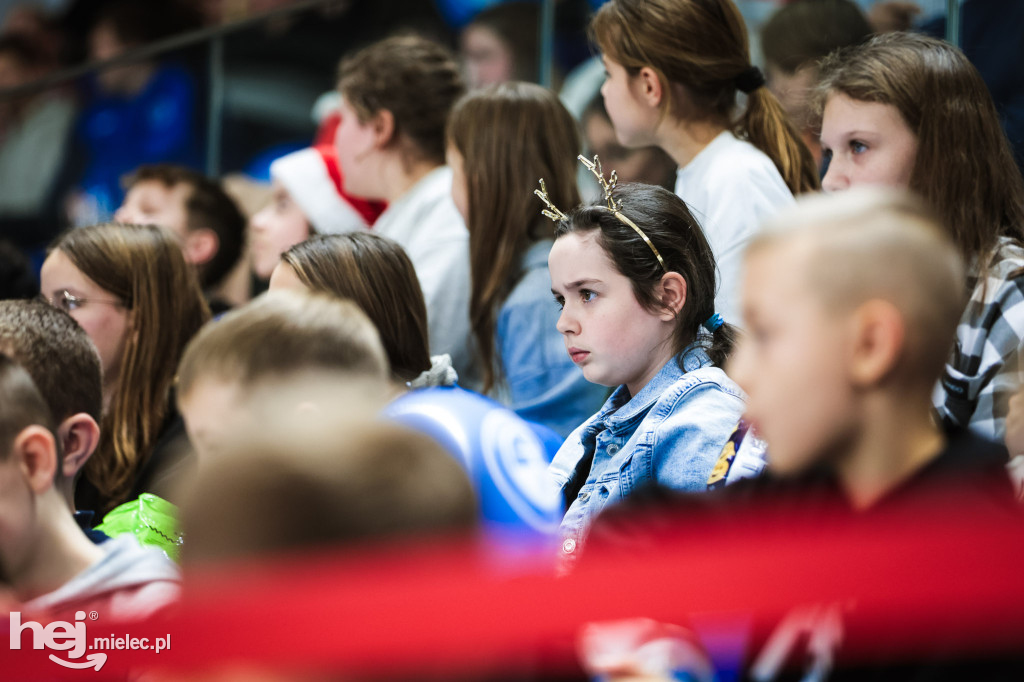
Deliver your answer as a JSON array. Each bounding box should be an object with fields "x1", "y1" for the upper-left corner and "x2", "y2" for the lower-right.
[
  {"x1": 562, "y1": 538, "x2": 576, "y2": 554},
  {"x1": 607, "y1": 444, "x2": 620, "y2": 455}
]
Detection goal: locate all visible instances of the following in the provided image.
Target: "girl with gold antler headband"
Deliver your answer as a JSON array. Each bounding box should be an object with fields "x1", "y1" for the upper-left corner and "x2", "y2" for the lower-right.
[{"x1": 542, "y1": 155, "x2": 745, "y2": 569}]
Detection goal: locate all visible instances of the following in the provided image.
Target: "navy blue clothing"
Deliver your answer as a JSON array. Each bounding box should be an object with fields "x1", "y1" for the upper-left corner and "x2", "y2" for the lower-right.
[{"x1": 74, "y1": 510, "x2": 110, "y2": 544}]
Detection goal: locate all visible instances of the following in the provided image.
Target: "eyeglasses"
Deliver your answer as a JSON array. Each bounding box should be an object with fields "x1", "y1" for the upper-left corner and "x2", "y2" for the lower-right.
[{"x1": 46, "y1": 290, "x2": 125, "y2": 313}]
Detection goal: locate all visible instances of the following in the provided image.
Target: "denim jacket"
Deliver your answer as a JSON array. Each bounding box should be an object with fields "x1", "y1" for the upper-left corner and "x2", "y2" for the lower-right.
[
  {"x1": 495, "y1": 239, "x2": 609, "y2": 439},
  {"x1": 547, "y1": 342, "x2": 746, "y2": 566}
]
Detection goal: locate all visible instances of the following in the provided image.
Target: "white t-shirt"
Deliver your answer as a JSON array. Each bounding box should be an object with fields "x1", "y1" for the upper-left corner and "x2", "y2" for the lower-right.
[
  {"x1": 372, "y1": 166, "x2": 477, "y2": 387},
  {"x1": 674, "y1": 131, "x2": 795, "y2": 326}
]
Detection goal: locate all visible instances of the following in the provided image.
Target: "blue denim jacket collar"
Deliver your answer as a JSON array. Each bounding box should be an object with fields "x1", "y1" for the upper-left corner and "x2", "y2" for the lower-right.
[{"x1": 586, "y1": 338, "x2": 714, "y2": 436}]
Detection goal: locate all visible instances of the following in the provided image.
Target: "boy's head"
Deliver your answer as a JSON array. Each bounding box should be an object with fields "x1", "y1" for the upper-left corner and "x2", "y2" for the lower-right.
[
  {"x1": 760, "y1": 0, "x2": 871, "y2": 129},
  {"x1": 728, "y1": 188, "x2": 964, "y2": 475},
  {"x1": 0, "y1": 300, "x2": 102, "y2": 507},
  {"x1": 181, "y1": 419, "x2": 477, "y2": 563},
  {"x1": 0, "y1": 354, "x2": 62, "y2": 582},
  {"x1": 115, "y1": 164, "x2": 247, "y2": 291},
  {"x1": 176, "y1": 290, "x2": 389, "y2": 462}
]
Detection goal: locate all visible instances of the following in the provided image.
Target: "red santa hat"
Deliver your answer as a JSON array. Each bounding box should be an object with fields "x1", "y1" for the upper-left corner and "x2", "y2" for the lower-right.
[{"x1": 269, "y1": 144, "x2": 385, "y2": 234}]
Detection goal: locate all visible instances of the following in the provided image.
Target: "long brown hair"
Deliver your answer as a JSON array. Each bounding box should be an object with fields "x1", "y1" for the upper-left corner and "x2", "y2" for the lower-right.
[
  {"x1": 591, "y1": 0, "x2": 819, "y2": 195},
  {"x1": 281, "y1": 233, "x2": 432, "y2": 384},
  {"x1": 53, "y1": 223, "x2": 210, "y2": 512},
  {"x1": 447, "y1": 82, "x2": 581, "y2": 391},
  {"x1": 816, "y1": 32, "x2": 1024, "y2": 279},
  {"x1": 556, "y1": 183, "x2": 737, "y2": 368}
]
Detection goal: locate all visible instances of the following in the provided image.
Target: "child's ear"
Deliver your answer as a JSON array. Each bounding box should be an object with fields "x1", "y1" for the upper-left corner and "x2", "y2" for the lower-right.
[
  {"x1": 637, "y1": 66, "x2": 664, "y2": 108},
  {"x1": 658, "y1": 272, "x2": 687, "y2": 320},
  {"x1": 183, "y1": 228, "x2": 219, "y2": 268},
  {"x1": 371, "y1": 109, "x2": 396, "y2": 149},
  {"x1": 56, "y1": 414, "x2": 100, "y2": 481},
  {"x1": 849, "y1": 300, "x2": 905, "y2": 387},
  {"x1": 14, "y1": 425, "x2": 59, "y2": 494}
]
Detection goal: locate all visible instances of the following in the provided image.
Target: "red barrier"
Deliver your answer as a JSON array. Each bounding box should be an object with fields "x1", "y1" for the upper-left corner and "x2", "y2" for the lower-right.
[{"x1": 5, "y1": 503, "x2": 1024, "y2": 679}]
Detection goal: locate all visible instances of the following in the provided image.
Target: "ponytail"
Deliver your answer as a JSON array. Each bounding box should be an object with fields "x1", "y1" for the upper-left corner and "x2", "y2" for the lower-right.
[
  {"x1": 704, "y1": 321, "x2": 738, "y2": 368},
  {"x1": 593, "y1": 0, "x2": 820, "y2": 196},
  {"x1": 742, "y1": 87, "x2": 820, "y2": 195}
]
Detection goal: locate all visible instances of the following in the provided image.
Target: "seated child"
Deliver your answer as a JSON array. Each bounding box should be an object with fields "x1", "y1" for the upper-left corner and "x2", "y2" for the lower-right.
[
  {"x1": 248, "y1": 144, "x2": 385, "y2": 282},
  {"x1": 115, "y1": 164, "x2": 249, "y2": 312},
  {"x1": 584, "y1": 188, "x2": 1020, "y2": 682},
  {"x1": 545, "y1": 160, "x2": 746, "y2": 566},
  {"x1": 0, "y1": 354, "x2": 179, "y2": 621},
  {"x1": 817, "y1": 32, "x2": 1024, "y2": 440},
  {"x1": 175, "y1": 290, "x2": 390, "y2": 464},
  {"x1": 0, "y1": 300, "x2": 105, "y2": 540},
  {"x1": 271, "y1": 232, "x2": 445, "y2": 389},
  {"x1": 176, "y1": 290, "x2": 563, "y2": 544},
  {"x1": 41, "y1": 222, "x2": 211, "y2": 515},
  {"x1": 181, "y1": 419, "x2": 477, "y2": 563}
]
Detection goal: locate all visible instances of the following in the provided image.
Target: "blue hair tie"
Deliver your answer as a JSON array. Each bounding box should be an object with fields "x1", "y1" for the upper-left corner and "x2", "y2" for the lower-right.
[{"x1": 702, "y1": 313, "x2": 724, "y2": 332}]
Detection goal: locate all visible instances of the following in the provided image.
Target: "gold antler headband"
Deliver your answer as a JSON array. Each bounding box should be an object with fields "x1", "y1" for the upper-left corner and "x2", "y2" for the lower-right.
[
  {"x1": 577, "y1": 154, "x2": 667, "y2": 272},
  {"x1": 534, "y1": 179, "x2": 568, "y2": 223}
]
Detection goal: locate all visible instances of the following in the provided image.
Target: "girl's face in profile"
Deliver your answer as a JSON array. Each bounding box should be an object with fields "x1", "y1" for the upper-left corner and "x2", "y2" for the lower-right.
[
  {"x1": 249, "y1": 181, "x2": 311, "y2": 280},
  {"x1": 820, "y1": 93, "x2": 918, "y2": 192},
  {"x1": 548, "y1": 230, "x2": 677, "y2": 397},
  {"x1": 599, "y1": 56, "x2": 659, "y2": 149},
  {"x1": 40, "y1": 249, "x2": 130, "y2": 403},
  {"x1": 461, "y1": 24, "x2": 514, "y2": 90}
]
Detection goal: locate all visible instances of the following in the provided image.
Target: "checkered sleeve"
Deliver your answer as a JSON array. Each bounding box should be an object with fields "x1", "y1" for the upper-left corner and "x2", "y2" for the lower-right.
[{"x1": 934, "y1": 239, "x2": 1024, "y2": 442}]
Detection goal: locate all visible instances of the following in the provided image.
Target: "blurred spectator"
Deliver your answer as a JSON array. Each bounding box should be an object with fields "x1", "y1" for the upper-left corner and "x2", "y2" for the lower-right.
[
  {"x1": 176, "y1": 291, "x2": 391, "y2": 465},
  {"x1": 761, "y1": 0, "x2": 873, "y2": 166},
  {"x1": 460, "y1": 1, "x2": 540, "y2": 89},
  {"x1": 581, "y1": 94, "x2": 676, "y2": 191},
  {"x1": 336, "y1": 35, "x2": 476, "y2": 386},
  {"x1": 41, "y1": 222, "x2": 210, "y2": 516},
  {"x1": 0, "y1": 33, "x2": 76, "y2": 250},
  {"x1": 182, "y1": 416, "x2": 477, "y2": 563},
  {"x1": 68, "y1": 0, "x2": 201, "y2": 225},
  {"x1": 0, "y1": 355, "x2": 179, "y2": 622},
  {"x1": 0, "y1": 239, "x2": 37, "y2": 299},
  {"x1": 867, "y1": 1, "x2": 922, "y2": 33},
  {"x1": 115, "y1": 164, "x2": 249, "y2": 312},
  {"x1": 921, "y1": 0, "x2": 1024, "y2": 174},
  {"x1": 248, "y1": 144, "x2": 384, "y2": 282}
]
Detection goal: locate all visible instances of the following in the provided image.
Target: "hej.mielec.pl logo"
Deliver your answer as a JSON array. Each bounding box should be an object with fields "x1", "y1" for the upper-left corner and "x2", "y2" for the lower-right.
[{"x1": 9, "y1": 610, "x2": 171, "y2": 671}]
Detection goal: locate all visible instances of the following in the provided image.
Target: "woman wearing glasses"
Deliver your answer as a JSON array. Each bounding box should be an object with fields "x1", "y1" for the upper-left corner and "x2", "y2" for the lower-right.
[{"x1": 40, "y1": 222, "x2": 210, "y2": 516}]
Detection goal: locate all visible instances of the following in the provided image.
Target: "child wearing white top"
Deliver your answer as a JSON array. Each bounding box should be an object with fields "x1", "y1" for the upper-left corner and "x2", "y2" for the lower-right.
[
  {"x1": 335, "y1": 35, "x2": 477, "y2": 386},
  {"x1": 590, "y1": 0, "x2": 819, "y2": 324}
]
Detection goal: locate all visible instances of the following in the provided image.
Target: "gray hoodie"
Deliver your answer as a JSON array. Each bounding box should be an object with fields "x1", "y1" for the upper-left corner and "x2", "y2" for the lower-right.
[{"x1": 23, "y1": 536, "x2": 180, "y2": 621}]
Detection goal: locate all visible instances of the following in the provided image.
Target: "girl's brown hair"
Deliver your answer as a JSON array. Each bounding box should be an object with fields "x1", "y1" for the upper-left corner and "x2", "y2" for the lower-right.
[
  {"x1": 591, "y1": 0, "x2": 819, "y2": 195},
  {"x1": 281, "y1": 233, "x2": 432, "y2": 384},
  {"x1": 556, "y1": 183, "x2": 737, "y2": 368},
  {"x1": 447, "y1": 82, "x2": 581, "y2": 392},
  {"x1": 816, "y1": 32, "x2": 1024, "y2": 278},
  {"x1": 337, "y1": 34, "x2": 465, "y2": 167},
  {"x1": 53, "y1": 223, "x2": 210, "y2": 513}
]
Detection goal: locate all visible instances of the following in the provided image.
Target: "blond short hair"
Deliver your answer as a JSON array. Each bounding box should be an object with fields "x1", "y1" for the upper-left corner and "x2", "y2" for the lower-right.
[
  {"x1": 749, "y1": 187, "x2": 965, "y2": 383},
  {"x1": 176, "y1": 290, "x2": 389, "y2": 398}
]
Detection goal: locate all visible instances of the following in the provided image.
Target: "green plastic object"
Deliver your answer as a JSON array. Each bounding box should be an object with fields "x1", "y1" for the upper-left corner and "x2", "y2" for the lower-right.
[{"x1": 95, "y1": 493, "x2": 183, "y2": 561}]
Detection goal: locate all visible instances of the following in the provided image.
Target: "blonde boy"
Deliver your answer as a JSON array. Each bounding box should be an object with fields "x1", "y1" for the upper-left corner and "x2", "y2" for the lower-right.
[
  {"x1": 728, "y1": 188, "x2": 1014, "y2": 509},
  {"x1": 176, "y1": 290, "x2": 390, "y2": 463}
]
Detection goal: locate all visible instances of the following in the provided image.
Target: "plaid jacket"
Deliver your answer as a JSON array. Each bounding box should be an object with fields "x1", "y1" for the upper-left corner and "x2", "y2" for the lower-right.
[{"x1": 934, "y1": 237, "x2": 1024, "y2": 441}]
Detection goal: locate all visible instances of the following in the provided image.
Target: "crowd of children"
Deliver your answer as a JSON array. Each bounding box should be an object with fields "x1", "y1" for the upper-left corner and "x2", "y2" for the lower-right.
[{"x1": 2, "y1": 0, "x2": 1023, "y2": 679}]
